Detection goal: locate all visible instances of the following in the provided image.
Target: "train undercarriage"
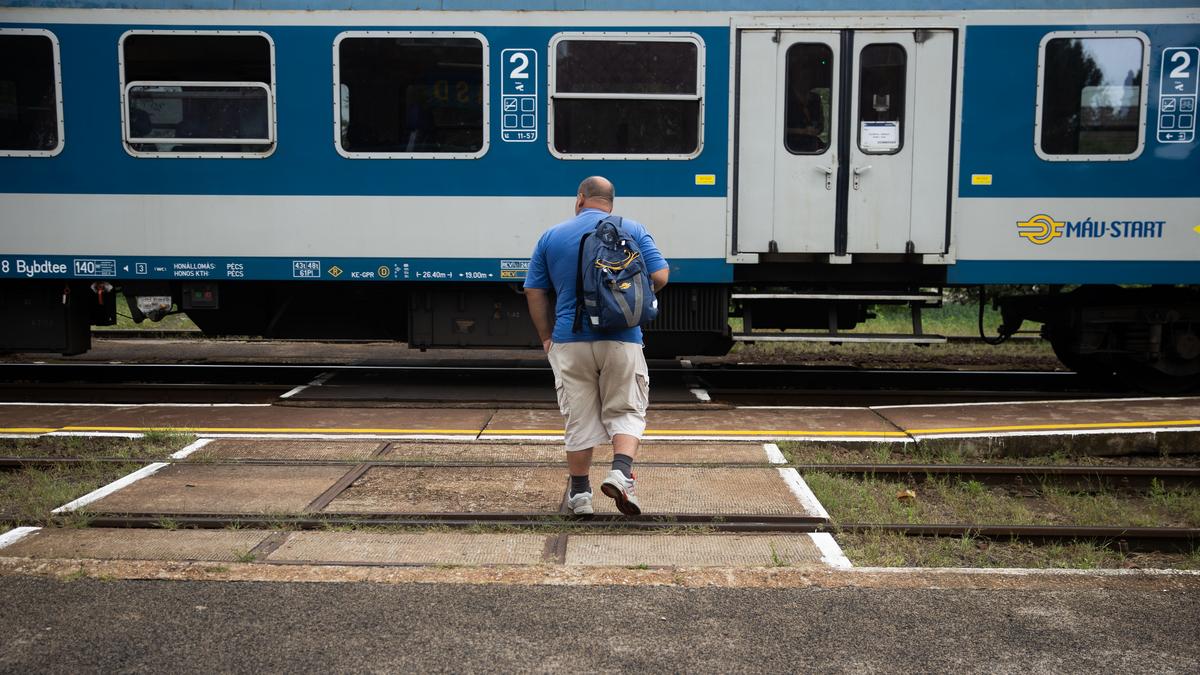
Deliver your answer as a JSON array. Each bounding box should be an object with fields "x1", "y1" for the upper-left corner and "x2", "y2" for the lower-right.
[{"x1": 1, "y1": 279, "x2": 1197, "y2": 394}]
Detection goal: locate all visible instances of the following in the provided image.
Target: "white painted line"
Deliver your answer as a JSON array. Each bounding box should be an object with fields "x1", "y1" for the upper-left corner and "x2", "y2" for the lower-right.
[
  {"x1": 651, "y1": 434, "x2": 910, "y2": 443},
  {"x1": 871, "y1": 395, "x2": 1200, "y2": 410},
  {"x1": 169, "y1": 437, "x2": 213, "y2": 460},
  {"x1": 850, "y1": 566, "x2": 1200, "y2": 577},
  {"x1": 0, "y1": 527, "x2": 41, "y2": 552},
  {"x1": 778, "y1": 467, "x2": 831, "y2": 520},
  {"x1": 689, "y1": 388, "x2": 712, "y2": 402},
  {"x1": 51, "y1": 462, "x2": 170, "y2": 513},
  {"x1": 0, "y1": 402, "x2": 271, "y2": 408},
  {"x1": 0, "y1": 434, "x2": 42, "y2": 439},
  {"x1": 736, "y1": 405, "x2": 871, "y2": 411},
  {"x1": 762, "y1": 443, "x2": 787, "y2": 464},
  {"x1": 46, "y1": 432, "x2": 145, "y2": 439},
  {"x1": 910, "y1": 426, "x2": 1198, "y2": 441},
  {"x1": 197, "y1": 433, "x2": 478, "y2": 441},
  {"x1": 279, "y1": 371, "x2": 335, "y2": 400},
  {"x1": 809, "y1": 533, "x2": 852, "y2": 569}
]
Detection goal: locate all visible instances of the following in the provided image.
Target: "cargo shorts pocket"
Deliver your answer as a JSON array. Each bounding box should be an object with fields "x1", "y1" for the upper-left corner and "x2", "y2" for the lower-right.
[
  {"x1": 634, "y1": 371, "x2": 650, "y2": 415},
  {"x1": 548, "y1": 344, "x2": 570, "y2": 416},
  {"x1": 554, "y1": 377, "x2": 570, "y2": 416}
]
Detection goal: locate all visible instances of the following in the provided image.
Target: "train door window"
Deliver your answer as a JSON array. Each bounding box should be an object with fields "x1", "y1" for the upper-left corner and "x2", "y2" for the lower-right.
[
  {"x1": 784, "y1": 43, "x2": 833, "y2": 154},
  {"x1": 0, "y1": 29, "x2": 64, "y2": 157},
  {"x1": 334, "y1": 32, "x2": 488, "y2": 159},
  {"x1": 1036, "y1": 31, "x2": 1149, "y2": 161},
  {"x1": 549, "y1": 33, "x2": 703, "y2": 159},
  {"x1": 857, "y1": 44, "x2": 906, "y2": 155},
  {"x1": 120, "y1": 31, "x2": 276, "y2": 158}
]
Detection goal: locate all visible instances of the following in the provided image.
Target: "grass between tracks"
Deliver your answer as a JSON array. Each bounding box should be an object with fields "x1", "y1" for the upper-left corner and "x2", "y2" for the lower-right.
[
  {"x1": 0, "y1": 461, "x2": 143, "y2": 527},
  {"x1": 836, "y1": 531, "x2": 1200, "y2": 570},
  {"x1": 779, "y1": 441, "x2": 1200, "y2": 467},
  {"x1": 805, "y1": 471, "x2": 1200, "y2": 569},
  {"x1": 0, "y1": 434, "x2": 196, "y2": 528},
  {"x1": 0, "y1": 432, "x2": 196, "y2": 460}
]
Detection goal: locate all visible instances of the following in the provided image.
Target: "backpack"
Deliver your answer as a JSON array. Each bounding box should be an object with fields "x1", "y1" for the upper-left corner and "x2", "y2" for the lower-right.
[{"x1": 572, "y1": 216, "x2": 659, "y2": 334}]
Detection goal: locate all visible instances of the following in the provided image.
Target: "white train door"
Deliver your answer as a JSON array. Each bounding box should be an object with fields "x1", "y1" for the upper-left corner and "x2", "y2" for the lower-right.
[{"x1": 735, "y1": 29, "x2": 954, "y2": 256}]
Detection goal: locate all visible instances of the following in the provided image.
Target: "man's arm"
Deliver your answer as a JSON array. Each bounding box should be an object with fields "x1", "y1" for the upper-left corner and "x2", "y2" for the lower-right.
[
  {"x1": 650, "y1": 268, "x2": 669, "y2": 293},
  {"x1": 524, "y1": 287, "x2": 555, "y2": 353}
]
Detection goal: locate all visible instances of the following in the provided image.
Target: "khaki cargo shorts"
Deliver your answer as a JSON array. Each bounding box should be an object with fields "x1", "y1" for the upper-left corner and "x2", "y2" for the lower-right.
[{"x1": 546, "y1": 340, "x2": 650, "y2": 452}]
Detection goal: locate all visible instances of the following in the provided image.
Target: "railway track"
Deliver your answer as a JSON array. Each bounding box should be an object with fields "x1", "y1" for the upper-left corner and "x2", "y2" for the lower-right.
[
  {"x1": 0, "y1": 361, "x2": 1129, "y2": 404},
  {"x1": 5, "y1": 456, "x2": 1196, "y2": 553},
  {"x1": 3, "y1": 456, "x2": 1197, "y2": 489}
]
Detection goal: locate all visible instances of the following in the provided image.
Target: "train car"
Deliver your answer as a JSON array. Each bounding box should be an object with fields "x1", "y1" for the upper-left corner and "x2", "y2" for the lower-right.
[{"x1": 0, "y1": 1, "x2": 1197, "y2": 390}]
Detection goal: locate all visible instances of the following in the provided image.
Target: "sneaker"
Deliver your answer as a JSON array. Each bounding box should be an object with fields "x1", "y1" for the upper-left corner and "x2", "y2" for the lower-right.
[
  {"x1": 600, "y1": 470, "x2": 641, "y2": 516},
  {"x1": 566, "y1": 491, "x2": 594, "y2": 516}
]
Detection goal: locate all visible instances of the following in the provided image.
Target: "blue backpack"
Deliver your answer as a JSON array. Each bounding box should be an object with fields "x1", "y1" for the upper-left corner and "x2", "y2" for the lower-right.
[{"x1": 572, "y1": 216, "x2": 659, "y2": 334}]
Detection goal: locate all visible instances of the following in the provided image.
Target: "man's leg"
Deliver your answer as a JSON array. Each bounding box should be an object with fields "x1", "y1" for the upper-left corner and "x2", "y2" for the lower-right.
[
  {"x1": 566, "y1": 447, "x2": 593, "y2": 495},
  {"x1": 551, "y1": 343, "x2": 607, "y2": 515},
  {"x1": 597, "y1": 342, "x2": 649, "y2": 515}
]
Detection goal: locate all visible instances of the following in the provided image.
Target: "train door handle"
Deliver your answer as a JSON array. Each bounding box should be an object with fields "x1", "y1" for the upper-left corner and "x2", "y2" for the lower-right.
[
  {"x1": 815, "y1": 165, "x2": 834, "y2": 190},
  {"x1": 852, "y1": 165, "x2": 872, "y2": 190}
]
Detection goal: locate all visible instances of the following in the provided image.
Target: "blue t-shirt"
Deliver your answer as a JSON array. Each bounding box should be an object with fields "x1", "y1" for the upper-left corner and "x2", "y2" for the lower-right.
[{"x1": 524, "y1": 208, "x2": 668, "y2": 344}]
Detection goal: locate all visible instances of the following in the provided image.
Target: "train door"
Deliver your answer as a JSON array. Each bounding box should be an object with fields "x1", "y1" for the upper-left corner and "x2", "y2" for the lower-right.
[{"x1": 735, "y1": 29, "x2": 955, "y2": 256}]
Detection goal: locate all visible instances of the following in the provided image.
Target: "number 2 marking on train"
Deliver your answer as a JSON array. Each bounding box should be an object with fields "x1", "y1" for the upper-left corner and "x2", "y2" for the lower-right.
[
  {"x1": 1169, "y1": 51, "x2": 1191, "y2": 80},
  {"x1": 509, "y1": 52, "x2": 530, "y2": 79}
]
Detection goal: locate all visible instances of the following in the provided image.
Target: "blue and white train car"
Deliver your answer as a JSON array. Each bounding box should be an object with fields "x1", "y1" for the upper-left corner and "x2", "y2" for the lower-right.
[{"x1": 0, "y1": 1, "x2": 1197, "y2": 389}]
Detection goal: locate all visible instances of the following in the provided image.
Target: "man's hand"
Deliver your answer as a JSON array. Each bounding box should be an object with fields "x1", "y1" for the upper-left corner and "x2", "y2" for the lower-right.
[
  {"x1": 525, "y1": 287, "x2": 555, "y2": 354},
  {"x1": 542, "y1": 339, "x2": 552, "y2": 353}
]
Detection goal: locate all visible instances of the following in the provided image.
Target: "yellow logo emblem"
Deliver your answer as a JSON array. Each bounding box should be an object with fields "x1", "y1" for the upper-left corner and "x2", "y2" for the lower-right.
[
  {"x1": 1017, "y1": 214, "x2": 1065, "y2": 245},
  {"x1": 328, "y1": 265, "x2": 343, "y2": 278},
  {"x1": 378, "y1": 265, "x2": 390, "y2": 278},
  {"x1": 619, "y1": 281, "x2": 632, "y2": 290}
]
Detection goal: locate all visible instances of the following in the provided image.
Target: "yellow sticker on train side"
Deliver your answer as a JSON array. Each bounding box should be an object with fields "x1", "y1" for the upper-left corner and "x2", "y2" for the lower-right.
[
  {"x1": 971, "y1": 174, "x2": 993, "y2": 185},
  {"x1": 695, "y1": 174, "x2": 716, "y2": 186}
]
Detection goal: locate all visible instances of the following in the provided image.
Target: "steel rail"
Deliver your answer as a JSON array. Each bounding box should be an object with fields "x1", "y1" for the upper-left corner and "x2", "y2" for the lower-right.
[
  {"x1": 15, "y1": 514, "x2": 1196, "y2": 552},
  {"x1": 832, "y1": 524, "x2": 1200, "y2": 553}
]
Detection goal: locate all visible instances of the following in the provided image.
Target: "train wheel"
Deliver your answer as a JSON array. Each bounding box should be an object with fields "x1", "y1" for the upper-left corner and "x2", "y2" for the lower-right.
[{"x1": 1112, "y1": 320, "x2": 1200, "y2": 395}]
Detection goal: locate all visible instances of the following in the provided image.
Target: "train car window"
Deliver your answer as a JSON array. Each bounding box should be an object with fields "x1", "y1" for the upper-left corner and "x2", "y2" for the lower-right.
[
  {"x1": 857, "y1": 44, "x2": 906, "y2": 155},
  {"x1": 120, "y1": 32, "x2": 275, "y2": 158},
  {"x1": 0, "y1": 30, "x2": 63, "y2": 156},
  {"x1": 550, "y1": 34, "x2": 703, "y2": 159},
  {"x1": 334, "y1": 33, "x2": 487, "y2": 159},
  {"x1": 784, "y1": 44, "x2": 833, "y2": 155},
  {"x1": 1037, "y1": 33, "x2": 1147, "y2": 160}
]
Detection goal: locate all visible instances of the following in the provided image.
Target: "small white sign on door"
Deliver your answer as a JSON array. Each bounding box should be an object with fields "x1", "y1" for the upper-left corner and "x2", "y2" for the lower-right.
[{"x1": 860, "y1": 121, "x2": 900, "y2": 151}]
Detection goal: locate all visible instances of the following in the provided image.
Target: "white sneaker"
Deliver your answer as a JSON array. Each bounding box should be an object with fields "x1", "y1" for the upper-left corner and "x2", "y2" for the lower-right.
[
  {"x1": 600, "y1": 470, "x2": 641, "y2": 516},
  {"x1": 567, "y1": 491, "x2": 593, "y2": 516}
]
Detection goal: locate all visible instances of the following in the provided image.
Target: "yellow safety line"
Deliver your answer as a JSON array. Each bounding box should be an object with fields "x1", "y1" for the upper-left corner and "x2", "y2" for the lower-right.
[
  {"x1": 486, "y1": 429, "x2": 908, "y2": 437},
  {"x1": 0, "y1": 428, "x2": 58, "y2": 434},
  {"x1": 909, "y1": 419, "x2": 1200, "y2": 435},
  {"x1": 58, "y1": 426, "x2": 482, "y2": 434}
]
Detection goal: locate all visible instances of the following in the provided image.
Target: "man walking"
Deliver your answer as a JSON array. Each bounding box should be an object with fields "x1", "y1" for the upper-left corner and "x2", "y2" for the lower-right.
[{"x1": 523, "y1": 176, "x2": 669, "y2": 516}]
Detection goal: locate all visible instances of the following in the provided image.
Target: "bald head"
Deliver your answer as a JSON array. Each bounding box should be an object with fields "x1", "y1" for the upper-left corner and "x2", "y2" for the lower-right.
[{"x1": 575, "y1": 176, "x2": 614, "y2": 214}]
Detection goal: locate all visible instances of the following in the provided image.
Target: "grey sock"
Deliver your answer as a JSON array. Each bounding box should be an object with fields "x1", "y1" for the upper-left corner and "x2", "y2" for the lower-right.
[
  {"x1": 570, "y1": 475, "x2": 591, "y2": 497},
  {"x1": 612, "y1": 453, "x2": 634, "y2": 479}
]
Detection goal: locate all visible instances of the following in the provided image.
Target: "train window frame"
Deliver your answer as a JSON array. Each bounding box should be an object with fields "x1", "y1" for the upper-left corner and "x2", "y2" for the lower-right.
[
  {"x1": 548, "y1": 32, "x2": 705, "y2": 160},
  {"x1": 1034, "y1": 30, "x2": 1150, "y2": 162},
  {"x1": 0, "y1": 28, "x2": 65, "y2": 158},
  {"x1": 332, "y1": 31, "x2": 491, "y2": 160},
  {"x1": 118, "y1": 29, "x2": 277, "y2": 160}
]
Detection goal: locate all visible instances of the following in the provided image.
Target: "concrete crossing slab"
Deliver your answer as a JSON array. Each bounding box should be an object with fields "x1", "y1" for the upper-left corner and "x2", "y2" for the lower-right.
[
  {"x1": 481, "y1": 407, "x2": 903, "y2": 441},
  {"x1": 190, "y1": 439, "x2": 385, "y2": 462},
  {"x1": 87, "y1": 464, "x2": 353, "y2": 514},
  {"x1": 266, "y1": 531, "x2": 547, "y2": 566},
  {"x1": 322, "y1": 467, "x2": 566, "y2": 515},
  {"x1": 379, "y1": 442, "x2": 774, "y2": 464},
  {"x1": 589, "y1": 467, "x2": 816, "y2": 517},
  {"x1": 564, "y1": 534, "x2": 824, "y2": 567},
  {"x1": 0, "y1": 405, "x2": 129, "y2": 433},
  {"x1": 0, "y1": 527, "x2": 270, "y2": 562},
  {"x1": 876, "y1": 397, "x2": 1200, "y2": 438}
]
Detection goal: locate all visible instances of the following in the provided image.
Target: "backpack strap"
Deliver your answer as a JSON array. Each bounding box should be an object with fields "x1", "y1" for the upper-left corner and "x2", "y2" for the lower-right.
[{"x1": 572, "y1": 229, "x2": 593, "y2": 334}]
